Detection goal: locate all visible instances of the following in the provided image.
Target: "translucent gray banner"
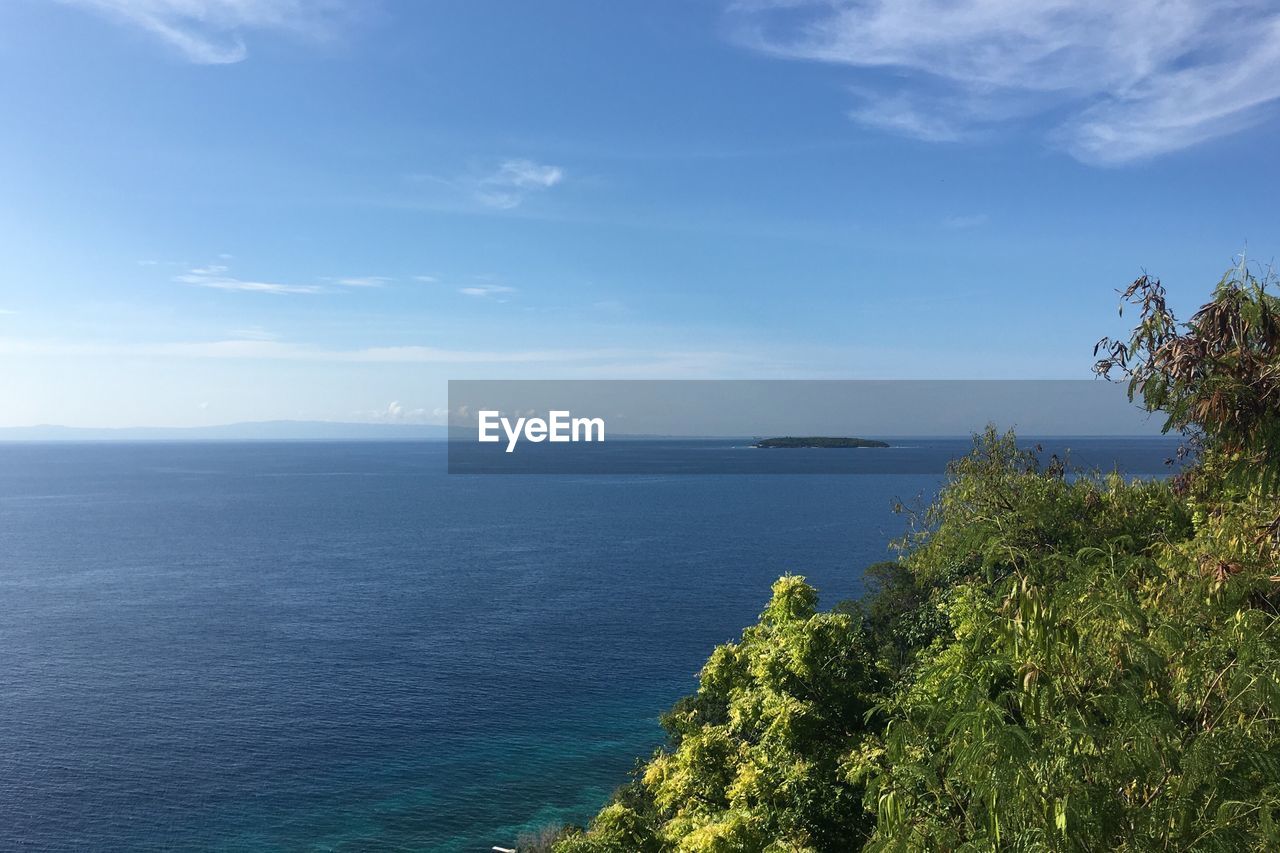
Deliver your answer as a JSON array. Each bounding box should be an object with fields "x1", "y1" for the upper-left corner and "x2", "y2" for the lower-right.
[{"x1": 446, "y1": 380, "x2": 1177, "y2": 475}]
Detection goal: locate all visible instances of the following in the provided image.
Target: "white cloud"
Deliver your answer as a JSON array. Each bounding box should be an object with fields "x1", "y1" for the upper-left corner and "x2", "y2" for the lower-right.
[
  {"x1": 171, "y1": 264, "x2": 395, "y2": 294},
  {"x1": 412, "y1": 275, "x2": 439, "y2": 283},
  {"x1": 458, "y1": 284, "x2": 516, "y2": 299},
  {"x1": 407, "y1": 159, "x2": 566, "y2": 210},
  {"x1": 0, "y1": 336, "x2": 676, "y2": 365},
  {"x1": 474, "y1": 159, "x2": 565, "y2": 209},
  {"x1": 492, "y1": 159, "x2": 563, "y2": 189},
  {"x1": 366, "y1": 400, "x2": 430, "y2": 422},
  {"x1": 228, "y1": 326, "x2": 279, "y2": 341},
  {"x1": 850, "y1": 95, "x2": 964, "y2": 142},
  {"x1": 175, "y1": 265, "x2": 321, "y2": 294},
  {"x1": 730, "y1": 0, "x2": 1280, "y2": 164},
  {"x1": 0, "y1": 335, "x2": 936, "y2": 379},
  {"x1": 58, "y1": 0, "x2": 354, "y2": 64}
]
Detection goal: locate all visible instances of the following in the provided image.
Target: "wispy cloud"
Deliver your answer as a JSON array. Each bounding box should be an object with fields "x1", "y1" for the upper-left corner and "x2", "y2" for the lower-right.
[
  {"x1": 730, "y1": 1, "x2": 1280, "y2": 164},
  {"x1": 474, "y1": 159, "x2": 565, "y2": 209},
  {"x1": 58, "y1": 0, "x2": 355, "y2": 64},
  {"x1": 412, "y1": 275, "x2": 439, "y2": 283},
  {"x1": 175, "y1": 264, "x2": 321, "y2": 295},
  {"x1": 365, "y1": 400, "x2": 430, "y2": 422},
  {"x1": 0, "y1": 334, "x2": 938, "y2": 378},
  {"x1": 228, "y1": 326, "x2": 280, "y2": 341},
  {"x1": 175, "y1": 265, "x2": 392, "y2": 294},
  {"x1": 0, "y1": 336, "x2": 675, "y2": 365},
  {"x1": 458, "y1": 284, "x2": 516, "y2": 299},
  {"x1": 410, "y1": 159, "x2": 566, "y2": 210},
  {"x1": 850, "y1": 93, "x2": 965, "y2": 142}
]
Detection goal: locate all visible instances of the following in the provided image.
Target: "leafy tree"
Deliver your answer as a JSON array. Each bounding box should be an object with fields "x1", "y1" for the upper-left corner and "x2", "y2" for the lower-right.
[
  {"x1": 556, "y1": 576, "x2": 881, "y2": 852},
  {"x1": 557, "y1": 261, "x2": 1280, "y2": 852},
  {"x1": 1095, "y1": 261, "x2": 1280, "y2": 501}
]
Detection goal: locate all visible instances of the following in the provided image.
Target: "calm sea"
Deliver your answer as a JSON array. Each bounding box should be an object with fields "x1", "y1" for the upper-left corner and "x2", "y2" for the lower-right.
[{"x1": 0, "y1": 438, "x2": 1178, "y2": 851}]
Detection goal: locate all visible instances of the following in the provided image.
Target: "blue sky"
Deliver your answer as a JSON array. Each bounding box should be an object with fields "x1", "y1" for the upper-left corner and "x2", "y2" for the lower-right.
[{"x1": 1, "y1": 0, "x2": 1278, "y2": 427}]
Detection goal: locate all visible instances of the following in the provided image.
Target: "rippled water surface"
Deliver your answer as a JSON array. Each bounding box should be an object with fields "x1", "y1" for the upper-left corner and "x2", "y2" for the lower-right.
[{"x1": 0, "y1": 439, "x2": 1177, "y2": 851}]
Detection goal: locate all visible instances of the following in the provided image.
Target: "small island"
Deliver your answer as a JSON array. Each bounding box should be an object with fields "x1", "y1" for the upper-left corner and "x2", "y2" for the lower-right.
[{"x1": 752, "y1": 436, "x2": 890, "y2": 449}]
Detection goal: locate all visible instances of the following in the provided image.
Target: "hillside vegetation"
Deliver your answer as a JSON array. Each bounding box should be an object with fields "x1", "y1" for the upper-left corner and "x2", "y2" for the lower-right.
[{"x1": 547, "y1": 264, "x2": 1280, "y2": 852}]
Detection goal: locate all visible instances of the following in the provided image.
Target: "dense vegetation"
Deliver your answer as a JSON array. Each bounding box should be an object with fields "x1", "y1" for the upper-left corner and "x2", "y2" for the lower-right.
[
  {"x1": 542, "y1": 263, "x2": 1280, "y2": 852},
  {"x1": 753, "y1": 437, "x2": 891, "y2": 449}
]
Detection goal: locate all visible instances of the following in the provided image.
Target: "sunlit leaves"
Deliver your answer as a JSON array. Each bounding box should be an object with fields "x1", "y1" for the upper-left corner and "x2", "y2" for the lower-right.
[{"x1": 556, "y1": 267, "x2": 1280, "y2": 853}]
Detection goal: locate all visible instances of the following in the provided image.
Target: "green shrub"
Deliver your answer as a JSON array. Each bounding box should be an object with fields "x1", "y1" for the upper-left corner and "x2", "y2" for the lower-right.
[{"x1": 558, "y1": 263, "x2": 1280, "y2": 852}]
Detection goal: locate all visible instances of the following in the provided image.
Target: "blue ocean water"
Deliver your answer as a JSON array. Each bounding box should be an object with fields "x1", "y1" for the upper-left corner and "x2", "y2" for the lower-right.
[{"x1": 0, "y1": 438, "x2": 1178, "y2": 851}]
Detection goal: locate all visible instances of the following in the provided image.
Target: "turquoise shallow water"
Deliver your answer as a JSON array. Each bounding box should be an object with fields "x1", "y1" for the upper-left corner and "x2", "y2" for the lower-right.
[{"x1": 0, "y1": 439, "x2": 1177, "y2": 851}]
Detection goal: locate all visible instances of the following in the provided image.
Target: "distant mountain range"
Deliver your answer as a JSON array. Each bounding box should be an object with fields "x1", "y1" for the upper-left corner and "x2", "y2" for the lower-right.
[{"x1": 0, "y1": 421, "x2": 451, "y2": 441}]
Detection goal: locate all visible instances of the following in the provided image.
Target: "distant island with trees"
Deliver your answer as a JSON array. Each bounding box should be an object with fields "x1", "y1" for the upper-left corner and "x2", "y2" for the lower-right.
[{"x1": 752, "y1": 436, "x2": 890, "y2": 449}]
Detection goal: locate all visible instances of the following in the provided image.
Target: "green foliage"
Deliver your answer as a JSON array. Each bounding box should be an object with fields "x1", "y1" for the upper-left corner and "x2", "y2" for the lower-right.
[
  {"x1": 559, "y1": 265, "x2": 1280, "y2": 852},
  {"x1": 1096, "y1": 260, "x2": 1280, "y2": 496},
  {"x1": 556, "y1": 576, "x2": 882, "y2": 852},
  {"x1": 554, "y1": 802, "x2": 663, "y2": 853},
  {"x1": 837, "y1": 560, "x2": 950, "y2": 678},
  {"x1": 859, "y1": 444, "x2": 1280, "y2": 851}
]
